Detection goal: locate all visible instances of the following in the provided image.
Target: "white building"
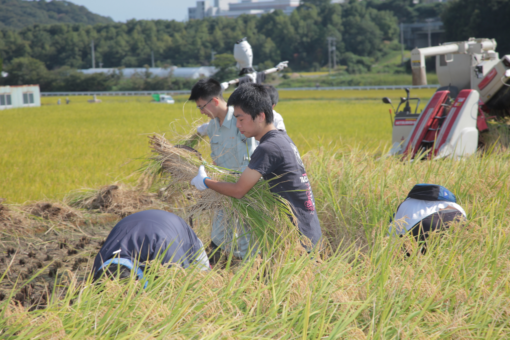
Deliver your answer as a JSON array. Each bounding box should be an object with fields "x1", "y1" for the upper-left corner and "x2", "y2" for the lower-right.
[
  {"x1": 0, "y1": 85, "x2": 41, "y2": 110},
  {"x1": 189, "y1": 0, "x2": 301, "y2": 19},
  {"x1": 78, "y1": 66, "x2": 217, "y2": 79},
  {"x1": 189, "y1": 1, "x2": 208, "y2": 20},
  {"x1": 187, "y1": 0, "x2": 449, "y2": 19}
]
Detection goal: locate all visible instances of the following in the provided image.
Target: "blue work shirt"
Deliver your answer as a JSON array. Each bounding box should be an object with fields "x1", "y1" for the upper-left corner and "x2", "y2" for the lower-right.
[{"x1": 207, "y1": 106, "x2": 257, "y2": 172}]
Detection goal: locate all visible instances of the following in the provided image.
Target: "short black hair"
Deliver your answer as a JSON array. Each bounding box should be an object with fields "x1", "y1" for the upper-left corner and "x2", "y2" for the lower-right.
[
  {"x1": 264, "y1": 85, "x2": 279, "y2": 106},
  {"x1": 189, "y1": 78, "x2": 224, "y2": 101},
  {"x1": 227, "y1": 83, "x2": 273, "y2": 124}
]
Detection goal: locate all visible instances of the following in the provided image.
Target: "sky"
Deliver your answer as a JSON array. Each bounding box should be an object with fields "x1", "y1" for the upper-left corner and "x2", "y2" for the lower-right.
[{"x1": 67, "y1": 0, "x2": 204, "y2": 22}]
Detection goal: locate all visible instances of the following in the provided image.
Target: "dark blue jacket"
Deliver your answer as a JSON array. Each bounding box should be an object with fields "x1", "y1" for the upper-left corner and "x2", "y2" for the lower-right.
[{"x1": 93, "y1": 210, "x2": 203, "y2": 273}]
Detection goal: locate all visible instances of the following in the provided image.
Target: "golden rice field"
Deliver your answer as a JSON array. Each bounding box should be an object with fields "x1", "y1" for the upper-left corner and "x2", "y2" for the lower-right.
[
  {"x1": 0, "y1": 89, "x2": 436, "y2": 203},
  {"x1": 2, "y1": 89, "x2": 510, "y2": 338}
]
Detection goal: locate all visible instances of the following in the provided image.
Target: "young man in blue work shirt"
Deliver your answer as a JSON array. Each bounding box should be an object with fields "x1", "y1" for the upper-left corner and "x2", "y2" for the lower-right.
[
  {"x1": 191, "y1": 83, "x2": 322, "y2": 249},
  {"x1": 189, "y1": 78, "x2": 258, "y2": 259}
]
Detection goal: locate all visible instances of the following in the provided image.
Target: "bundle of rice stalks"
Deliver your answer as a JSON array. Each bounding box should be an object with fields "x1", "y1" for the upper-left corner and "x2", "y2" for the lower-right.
[
  {"x1": 140, "y1": 134, "x2": 301, "y2": 256},
  {"x1": 65, "y1": 184, "x2": 163, "y2": 218}
]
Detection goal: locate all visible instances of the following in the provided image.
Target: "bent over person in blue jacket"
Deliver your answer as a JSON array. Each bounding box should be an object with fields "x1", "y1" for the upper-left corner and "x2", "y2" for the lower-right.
[{"x1": 93, "y1": 210, "x2": 209, "y2": 287}]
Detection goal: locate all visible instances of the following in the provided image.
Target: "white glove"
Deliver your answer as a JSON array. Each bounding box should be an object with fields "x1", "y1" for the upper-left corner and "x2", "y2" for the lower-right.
[
  {"x1": 220, "y1": 82, "x2": 229, "y2": 91},
  {"x1": 275, "y1": 61, "x2": 288, "y2": 71},
  {"x1": 197, "y1": 122, "x2": 209, "y2": 136},
  {"x1": 191, "y1": 165, "x2": 210, "y2": 191}
]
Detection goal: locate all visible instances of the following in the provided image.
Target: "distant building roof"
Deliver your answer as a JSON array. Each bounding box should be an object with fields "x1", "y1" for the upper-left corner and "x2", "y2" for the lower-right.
[
  {"x1": 189, "y1": 0, "x2": 300, "y2": 19},
  {"x1": 78, "y1": 66, "x2": 217, "y2": 79}
]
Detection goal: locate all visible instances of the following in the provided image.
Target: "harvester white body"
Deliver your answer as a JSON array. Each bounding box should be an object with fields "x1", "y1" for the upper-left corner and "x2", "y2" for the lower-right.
[{"x1": 387, "y1": 38, "x2": 510, "y2": 159}]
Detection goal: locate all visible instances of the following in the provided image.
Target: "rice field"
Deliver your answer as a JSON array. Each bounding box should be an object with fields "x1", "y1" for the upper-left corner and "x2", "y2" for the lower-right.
[
  {"x1": 0, "y1": 89, "x2": 435, "y2": 203},
  {"x1": 2, "y1": 145, "x2": 510, "y2": 339},
  {"x1": 2, "y1": 89, "x2": 510, "y2": 338}
]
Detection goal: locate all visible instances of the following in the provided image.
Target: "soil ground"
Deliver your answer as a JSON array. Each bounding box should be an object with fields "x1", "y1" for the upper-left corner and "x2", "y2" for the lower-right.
[
  {"x1": 0, "y1": 191, "x2": 238, "y2": 310},
  {"x1": 0, "y1": 185, "x2": 171, "y2": 310},
  {"x1": 0, "y1": 207, "x2": 119, "y2": 310}
]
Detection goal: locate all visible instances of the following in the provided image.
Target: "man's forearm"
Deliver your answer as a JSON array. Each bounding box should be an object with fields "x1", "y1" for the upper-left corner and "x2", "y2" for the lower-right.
[
  {"x1": 204, "y1": 179, "x2": 246, "y2": 199},
  {"x1": 263, "y1": 67, "x2": 278, "y2": 75},
  {"x1": 194, "y1": 167, "x2": 261, "y2": 198}
]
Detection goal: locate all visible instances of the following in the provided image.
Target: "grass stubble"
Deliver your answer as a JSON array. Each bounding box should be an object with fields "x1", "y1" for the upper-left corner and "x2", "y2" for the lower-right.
[{"x1": 1, "y1": 92, "x2": 510, "y2": 338}]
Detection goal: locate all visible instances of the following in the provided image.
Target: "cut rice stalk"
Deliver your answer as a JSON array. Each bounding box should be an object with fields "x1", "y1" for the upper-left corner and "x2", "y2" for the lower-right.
[{"x1": 140, "y1": 134, "x2": 300, "y2": 256}]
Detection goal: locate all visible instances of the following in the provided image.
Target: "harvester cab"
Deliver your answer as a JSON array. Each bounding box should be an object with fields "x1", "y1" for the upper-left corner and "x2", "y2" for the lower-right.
[{"x1": 382, "y1": 88, "x2": 421, "y2": 155}]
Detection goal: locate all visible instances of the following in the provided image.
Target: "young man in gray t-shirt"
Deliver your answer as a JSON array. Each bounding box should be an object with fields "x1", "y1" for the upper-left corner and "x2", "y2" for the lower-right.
[{"x1": 190, "y1": 83, "x2": 322, "y2": 248}]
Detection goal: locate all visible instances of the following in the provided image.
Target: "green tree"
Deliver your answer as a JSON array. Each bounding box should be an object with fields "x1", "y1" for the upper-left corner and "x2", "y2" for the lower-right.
[
  {"x1": 441, "y1": 0, "x2": 510, "y2": 56},
  {"x1": 342, "y1": 1, "x2": 383, "y2": 57},
  {"x1": 366, "y1": 0, "x2": 417, "y2": 23},
  {"x1": 0, "y1": 3, "x2": 400, "y2": 72},
  {"x1": 300, "y1": 0, "x2": 332, "y2": 10},
  {"x1": 2, "y1": 57, "x2": 50, "y2": 86},
  {"x1": 212, "y1": 53, "x2": 237, "y2": 82}
]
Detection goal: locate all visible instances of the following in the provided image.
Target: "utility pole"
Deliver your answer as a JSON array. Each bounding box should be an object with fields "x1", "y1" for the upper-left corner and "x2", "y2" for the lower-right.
[
  {"x1": 332, "y1": 39, "x2": 336, "y2": 70},
  {"x1": 211, "y1": 50, "x2": 216, "y2": 62},
  {"x1": 426, "y1": 18, "x2": 433, "y2": 47},
  {"x1": 400, "y1": 22, "x2": 405, "y2": 64},
  {"x1": 327, "y1": 37, "x2": 336, "y2": 74},
  {"x1": 151, "y1": 51, "x2": 155, "y2": 68},
  {"x1": 327, "y1": 38, "x2": 331, "y2": 74},
  {"x1": 91, "y1": 40, "x2": 95, "y2": 69}
]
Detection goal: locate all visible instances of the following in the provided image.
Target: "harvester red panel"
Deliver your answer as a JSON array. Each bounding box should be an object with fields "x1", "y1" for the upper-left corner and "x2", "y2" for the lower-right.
[
  {"x1": 433, "y1": 89, "x2": 475, "y2": 156},
  {"x1": 402, "y1": 91, "x2": 450, "y2": 158}
]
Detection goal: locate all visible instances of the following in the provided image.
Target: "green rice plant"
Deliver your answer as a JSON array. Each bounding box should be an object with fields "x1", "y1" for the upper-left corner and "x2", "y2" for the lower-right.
[
  {"x1": 2, "y1": 92, "x2": 509, "y2": 338},
  {"x1": 2, "y1": 91, "x2": 439, "y2": 203},
  {"x1": 306, "y1": 142, "x2": 510, "y2": 253},
  {"x1": 2, "y1": 146, "x2": 510, "y2": 338},
  {"x1": 0, "y1": 96, "x2": 206, "y2": 203},
  {"x1": 175, "y1": 88, "x2": 437, "y2": 103},
  {"x1": 276, "y1": 88, "x2": 437, "y2": 101},
  {"x1": 0, "y1": 238, "x2": 374, "y2": 339}
]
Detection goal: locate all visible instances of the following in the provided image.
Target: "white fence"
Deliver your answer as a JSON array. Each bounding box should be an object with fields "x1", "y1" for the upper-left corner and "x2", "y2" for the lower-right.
[{"x1": 40, "y1": 85, "x2": 440, "y2": 97}]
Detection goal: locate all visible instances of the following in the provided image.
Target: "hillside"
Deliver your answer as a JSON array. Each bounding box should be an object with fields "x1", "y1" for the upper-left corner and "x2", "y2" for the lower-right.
[{"x1": 0, "y1": 0, "x2": 113, "y2": 30}]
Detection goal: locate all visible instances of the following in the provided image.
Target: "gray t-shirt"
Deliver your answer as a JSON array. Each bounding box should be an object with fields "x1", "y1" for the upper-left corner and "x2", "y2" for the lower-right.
[{"x1": 248, "y1": 130, "x2": 322, "y2": 245}]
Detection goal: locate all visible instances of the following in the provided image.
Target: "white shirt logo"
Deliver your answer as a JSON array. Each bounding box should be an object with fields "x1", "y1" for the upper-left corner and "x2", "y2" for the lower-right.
[{"x1": 290, "y1": 143, "x2": 304, "y2": 168}]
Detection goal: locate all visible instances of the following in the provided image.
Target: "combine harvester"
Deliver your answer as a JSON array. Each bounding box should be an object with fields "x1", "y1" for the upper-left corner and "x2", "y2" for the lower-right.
[{"x1": 384, "y1": 38, "x2": 510, "y2": 159}]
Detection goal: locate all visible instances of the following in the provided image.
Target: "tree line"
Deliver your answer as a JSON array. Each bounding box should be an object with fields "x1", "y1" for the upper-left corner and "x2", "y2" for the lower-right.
[
  {"x1": 0, "y1": 0, "x2": 401, "y2": 73},
  {"x1": 1, "y1": 0, "x2": 507, "y2": 91}
]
